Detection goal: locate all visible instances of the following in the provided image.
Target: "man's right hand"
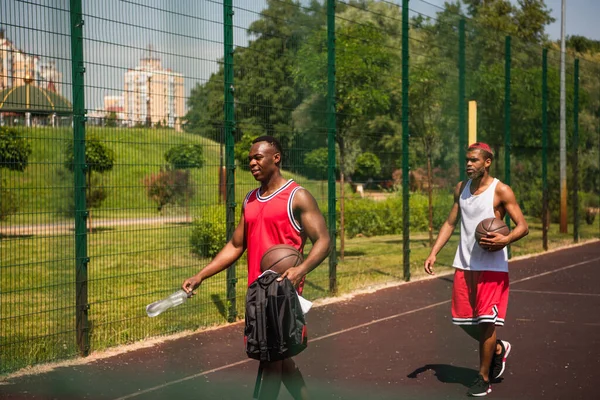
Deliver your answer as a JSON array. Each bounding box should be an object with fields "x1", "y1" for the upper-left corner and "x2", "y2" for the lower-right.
[
  {"x1": 424, "y1": 255, "x2": 436, "y2": 275},
  {"x1": 182, "y1": 275, "x2": 202, "y2": 295}
]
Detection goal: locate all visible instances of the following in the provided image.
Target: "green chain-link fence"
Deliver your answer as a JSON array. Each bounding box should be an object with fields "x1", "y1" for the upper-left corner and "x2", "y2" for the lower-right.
[{"x1": 1, "y1": 0, "x2": 598, "y2": 374}]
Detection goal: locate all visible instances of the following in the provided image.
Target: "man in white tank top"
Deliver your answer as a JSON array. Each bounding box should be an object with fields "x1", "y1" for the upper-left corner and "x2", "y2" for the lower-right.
[{"x1": 424, "y1": 143, "x2": 529, "y2": 397}]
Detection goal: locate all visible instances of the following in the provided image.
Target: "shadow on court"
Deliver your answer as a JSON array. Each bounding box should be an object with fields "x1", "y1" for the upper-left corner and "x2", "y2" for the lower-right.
[
  {"x1": 1, "y1": 241, "x2": 599, "y2": 400},
  {"x1": 407, "y1": 364, "x2": 477, "y2": 387}
]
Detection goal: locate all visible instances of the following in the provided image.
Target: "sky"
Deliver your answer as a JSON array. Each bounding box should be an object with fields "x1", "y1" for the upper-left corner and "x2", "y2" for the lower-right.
[{"x1": 1, "y1": 0, "x2": 598, "y2": 110}]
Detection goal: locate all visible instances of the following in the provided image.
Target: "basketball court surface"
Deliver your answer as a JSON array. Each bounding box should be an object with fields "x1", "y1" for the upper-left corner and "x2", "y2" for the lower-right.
[{"x1": 1, "y1": 241, "x2": 599, "y2": 399}]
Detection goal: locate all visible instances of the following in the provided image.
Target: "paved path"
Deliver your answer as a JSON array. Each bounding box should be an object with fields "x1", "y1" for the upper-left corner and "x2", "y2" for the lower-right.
[{"x1": 0, "y1": 216, "x2": 189, "y2": 236}]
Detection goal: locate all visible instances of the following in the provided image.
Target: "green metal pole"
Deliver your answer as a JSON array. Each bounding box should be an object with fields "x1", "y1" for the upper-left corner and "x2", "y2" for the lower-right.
[
  {"x1": 504, "y1": 36, "x2": 511, "y2": 259},
  {"x1": 69, "y1": 0, "x2": 89, "y2": 356},
  {"x1": 458, "y1": 18, "x2": 466, "y2": 182},
  {"x1": 402, "y1": 0, "x2": 410, "y2": 281},
  {"x1": 542, "y1": 48, "x2": 548, "y2": 251},
  {"x1": 326, "y1": 0, "x2": 337, "y2": 294},
  {"x1": 224, "y1": 0, "x2": 237, "y2": 322},
  {"x1": 573, "y1": 58, "x2": 580, "y2": 243}
]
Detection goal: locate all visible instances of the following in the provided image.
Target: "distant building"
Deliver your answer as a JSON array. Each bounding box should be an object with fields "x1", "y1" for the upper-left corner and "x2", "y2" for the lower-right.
[
  {"x1": 123, "y1": 49, "x2": 184, "y2": 131},
  {"x1": 104, "y1": 95, "x2": 124, "y2": 113},
  {"x1": 38, "y1": 60, "x2": 63, "y2": 94},
  {"x1": 0, "y1": 29, "x2": 63, "y2": 95},
  {"x1": 0, "y1": 30, "x2": 15, "y2": 90}
]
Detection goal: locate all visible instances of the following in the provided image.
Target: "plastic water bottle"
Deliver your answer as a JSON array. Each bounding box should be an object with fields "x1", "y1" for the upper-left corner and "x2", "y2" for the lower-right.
[{"x1": 146, "y1": 289, "x2": 190, "y2": 317}]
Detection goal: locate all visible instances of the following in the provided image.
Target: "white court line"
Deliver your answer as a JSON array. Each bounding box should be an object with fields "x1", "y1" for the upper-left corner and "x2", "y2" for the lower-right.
[
  {"x1": 113, "y1": 256, "x2": 600, "y2": 400},
  {"x1": 510, "y1": 257, "x2": 600, "y2": 285},
  {"x1": 113, "y1": 300, "x2": 451, "y2": 400},
  {"x1": 113, "y1": 360, "x2": 252, "y2": 400},
  {"x1": 512, "y1": 289, "x2": 600, "y2": 297}
]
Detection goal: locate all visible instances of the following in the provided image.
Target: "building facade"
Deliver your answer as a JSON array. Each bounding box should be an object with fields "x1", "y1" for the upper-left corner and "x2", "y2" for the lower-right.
[
  {"x1": 123, "y1": 54, "x2": 184, "y2": 131},
  {"x1": 0, "y1": 29, "x2": 62, "y2": 95}
]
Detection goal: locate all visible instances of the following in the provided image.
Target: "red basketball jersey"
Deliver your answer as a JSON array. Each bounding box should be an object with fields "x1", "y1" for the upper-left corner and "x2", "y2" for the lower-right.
[{"x1": 243, "y1": 179, "x2": 305, "y2": 286}]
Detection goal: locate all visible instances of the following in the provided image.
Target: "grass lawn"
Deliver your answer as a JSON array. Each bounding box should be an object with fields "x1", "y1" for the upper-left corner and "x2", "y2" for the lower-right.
[{"x1": 1, "y1": 126, "x2": 328, "y2": 226}]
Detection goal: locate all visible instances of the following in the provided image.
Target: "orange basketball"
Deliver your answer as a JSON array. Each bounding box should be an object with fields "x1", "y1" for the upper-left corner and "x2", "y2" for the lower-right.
[
  {"x1": 475, "y1": 218, "x2": 510, "y2": 251},
  {"x1": 260, "y1": 244, "x2": 303, "y2": 273}
]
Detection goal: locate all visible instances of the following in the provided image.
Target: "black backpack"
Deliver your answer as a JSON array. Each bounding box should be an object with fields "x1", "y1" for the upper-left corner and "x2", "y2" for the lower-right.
[{"x1": 244, "y1": 271, "x2": 307, "y2": 362}]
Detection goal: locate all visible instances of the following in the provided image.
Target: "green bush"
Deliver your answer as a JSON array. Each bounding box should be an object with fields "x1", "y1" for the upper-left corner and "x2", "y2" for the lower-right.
[
  {"x1": 303, "y1": 147, "x2": 330, "y2": 180},
  {"x1": 353, "y1": 152, "x2": 381, "y2": 182},
  {"x1": 0, "y1": 127, "x2": 33, "y2": 219},
  {"x1": 339, "y1": 191, "x2": 454, "y2": 237},
  {"x1": 190, "y1": 206, "x2": 227, "y2": 258},
  {"x1": 64, "y1": 135, "x2": 115, "y2": 174},
  {"x1": 0, "y1": 127, "x2": 32, "y2": 172},
  {"x1": 164, "y1": 144, "x2": 204, "y2": 170},
  {"x1": 341, "y1": 196, "x2": 402, "y2": 237}
]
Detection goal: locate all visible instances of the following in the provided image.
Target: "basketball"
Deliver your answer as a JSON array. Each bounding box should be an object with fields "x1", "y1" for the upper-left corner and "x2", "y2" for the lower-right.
[
  {"x1": 475, "y1": 217, "x2": 510, "y2": 250},
  {"x1": 260, "y1": 244, "x2": 303, "y2": 273}
]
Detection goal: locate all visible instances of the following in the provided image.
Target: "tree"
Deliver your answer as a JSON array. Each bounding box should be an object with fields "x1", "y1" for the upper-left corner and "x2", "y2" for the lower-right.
[
  {"x1": 143, "y1": 169, "x2": 194, "y2": 213},
  {"x1": 408, "y1": 23, "x2": 456, "y2": 245},
  {"x1": 295, "y1": 2, "x2": 400, "y2": 258},
  {"x1": 0, "y1": 127, "x2": 32, "y2": 220},
  {"x1": 105, "y1": 112, "x2": 118, "y2": 127},
  {"x1": 184, "y1": 0, "x2": 326, "y2": 173},
  {"x1": 64, "y1": 135, "x2": 115, "y2": 231}
]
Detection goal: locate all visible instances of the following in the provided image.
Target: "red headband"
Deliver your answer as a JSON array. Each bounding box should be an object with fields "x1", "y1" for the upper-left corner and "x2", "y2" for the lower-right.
[{"x1": 468, "y1": 142, "x2": 493, "y2": 156}]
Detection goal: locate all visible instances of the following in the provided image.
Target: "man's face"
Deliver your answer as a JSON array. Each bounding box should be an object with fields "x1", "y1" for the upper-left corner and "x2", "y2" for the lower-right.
[
  {"x1": 465, "y1": 149, "x2": 491, "y2": 180},
  {"x1": 248, "y1": 141, "x2": 280, "y2": 181}
]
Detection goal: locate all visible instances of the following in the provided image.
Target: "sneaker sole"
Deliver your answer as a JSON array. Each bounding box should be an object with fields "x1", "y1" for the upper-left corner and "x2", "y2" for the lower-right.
[
  {"x1": 493, "y1": 340, "x2": 512, "y2": 379},
  {"x1": 469, "y1": 387, "x2": 492, "y2": 397}
]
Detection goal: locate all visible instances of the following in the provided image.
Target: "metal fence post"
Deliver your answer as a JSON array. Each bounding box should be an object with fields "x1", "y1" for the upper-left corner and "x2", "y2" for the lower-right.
[
  {"x1": 224, "y1": 0, "x2": 237, "y2": 322},
  {"x1": 327, "y1": 0, "x2": 338, "y2": 294},
  {"x1": 504, "y1": 36, "x2": 511, "y2": 259},
  {"x1": 69, "y1": 0, "x2": 89, "y2": 356},
  {"x1": 573, "y1": 58, "x2": 580, "y2": 243},
  {"x1": 458, "y1": 18, "x2": 466, "y2": 182},
  {"x1": 402, "y1": 0, "x2": 410, "y2": 281},
  {"x1": 542, "y1": 48, "x2": 549, "y2": 251}
]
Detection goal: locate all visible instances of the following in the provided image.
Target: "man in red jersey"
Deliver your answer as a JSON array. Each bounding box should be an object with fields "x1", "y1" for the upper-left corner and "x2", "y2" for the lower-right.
[{"x1": 182, "y1": 136, "x2": 331, "y2": 400}]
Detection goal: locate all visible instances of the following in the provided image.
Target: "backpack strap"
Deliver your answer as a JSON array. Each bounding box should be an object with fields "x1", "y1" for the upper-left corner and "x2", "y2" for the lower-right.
[{"x1": 256, "y1": 280, "x2": 269, "y2": 362}]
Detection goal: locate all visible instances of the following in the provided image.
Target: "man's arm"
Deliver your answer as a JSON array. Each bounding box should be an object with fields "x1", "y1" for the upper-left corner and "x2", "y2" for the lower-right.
[
  {"x1": 279, "y1": 189, "x2": 331, "y2": 286},
  {"x1": 182, "y1": 212, "x2": 247, "y2": 294},
  {"x1": 479, "y1": 183, "x2": 528, "y2": 251},
  {"x1": 424, "y1": 181, "x2": 463, "y2": 275}
]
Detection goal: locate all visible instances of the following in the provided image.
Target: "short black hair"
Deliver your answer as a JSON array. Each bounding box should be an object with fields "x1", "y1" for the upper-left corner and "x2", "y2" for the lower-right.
[{"x1": 252, "y1": 135, "x2": 282, "y2": 154}]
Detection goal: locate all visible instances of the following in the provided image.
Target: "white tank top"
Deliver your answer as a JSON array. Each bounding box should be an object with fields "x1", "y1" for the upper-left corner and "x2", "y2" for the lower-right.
[{"x1": 452, "y1": 178, "x2": 508, "y2": 272}]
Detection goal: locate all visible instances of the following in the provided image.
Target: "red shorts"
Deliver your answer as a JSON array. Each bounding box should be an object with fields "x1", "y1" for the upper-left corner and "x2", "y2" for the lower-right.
[{"x1": 451, "y1": 269, "x2": 509, "y2": 326}]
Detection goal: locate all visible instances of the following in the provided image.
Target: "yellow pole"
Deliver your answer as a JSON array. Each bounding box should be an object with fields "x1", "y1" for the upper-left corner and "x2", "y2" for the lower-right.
[{"x1": 468, "y1": 100, "x2": 477, "y2": 145}]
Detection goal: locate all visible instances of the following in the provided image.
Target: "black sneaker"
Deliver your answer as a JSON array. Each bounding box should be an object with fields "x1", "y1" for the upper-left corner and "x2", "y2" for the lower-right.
[
  {"x1": 490, "y1": 340, "x2": 512, "y2": 380},
  {"x1": 467, "y1": 374, "x2": 491, "y2": 397}
]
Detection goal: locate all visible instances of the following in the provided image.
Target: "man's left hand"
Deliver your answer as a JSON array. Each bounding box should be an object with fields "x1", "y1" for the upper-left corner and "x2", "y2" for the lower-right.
[
  {"x1": 479, "y1": 232, "x2": 510, "y2": 252},
  {"x1": 278, "y1": 266, "x2": 305, "y2": 287}
]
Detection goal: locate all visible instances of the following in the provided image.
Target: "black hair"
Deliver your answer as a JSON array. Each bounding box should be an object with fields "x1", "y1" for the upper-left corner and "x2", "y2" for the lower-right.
[{"x1": 252, "y1": 135, "x2": 283, "y2": 155}]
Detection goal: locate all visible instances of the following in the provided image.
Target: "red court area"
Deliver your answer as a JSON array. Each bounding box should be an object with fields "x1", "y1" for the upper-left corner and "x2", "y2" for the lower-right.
[{"x1": 1, "y1": 242, "x2": 599, "y2": 399}]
